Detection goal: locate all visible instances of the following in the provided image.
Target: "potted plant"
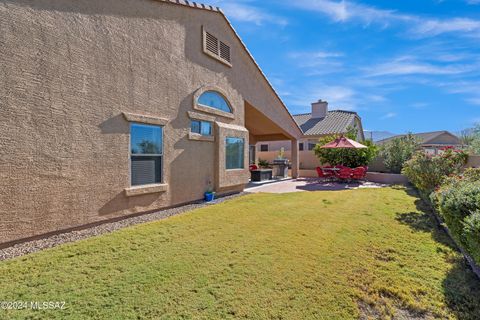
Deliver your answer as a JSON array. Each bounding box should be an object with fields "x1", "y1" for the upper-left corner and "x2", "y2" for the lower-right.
[
  {"x1": 204, "y1": 180, "x2": 215, "y2": 202},
  {"x1": 258, "y1": 158, "x2": 270, "y2": 168}
]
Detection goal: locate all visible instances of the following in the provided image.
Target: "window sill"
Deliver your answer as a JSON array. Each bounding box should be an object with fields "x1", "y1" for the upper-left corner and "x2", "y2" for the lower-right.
[
  {"x1": 188, "y1": 132, "x2": 215, "y2": 142},
  {"x1": 122, "y1": 112, "x2": 169, "y2": 126},
  {"x1": 194, "y1": 103, "x2": 235, "y2": 119},
  {"x1": 124, "y1": 184, "x2": 168, "y2": 197}
]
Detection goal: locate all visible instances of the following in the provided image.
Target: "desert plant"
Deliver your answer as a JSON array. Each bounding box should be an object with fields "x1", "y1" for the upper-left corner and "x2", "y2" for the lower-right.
[
  {"x1": 378, "y1": 134, "x2": 419, "y2": 173},
  {"x1": 313, "y1": 126, "x2": 378, "y2": 168}
]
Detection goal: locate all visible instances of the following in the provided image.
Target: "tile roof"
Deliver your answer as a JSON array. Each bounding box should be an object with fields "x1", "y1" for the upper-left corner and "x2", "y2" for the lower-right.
[
  {"x1": 293, "y1": 111, "x2": 357, "y2": 136},
  {"x1": 157, "y1": 0, "x2": 221, "y2": 12},
  {"x1": 376, "y1": 131, "x2": 461, "y2": 145}
]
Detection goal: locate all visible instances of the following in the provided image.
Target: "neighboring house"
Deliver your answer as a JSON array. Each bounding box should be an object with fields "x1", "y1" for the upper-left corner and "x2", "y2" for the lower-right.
[
  {"x1": 376, "y1": 131, "x2": 463, "y2": 155},
  {"x1": 363, "y1": 130, "x2": 396, "y2": 142},
  {"x1": 256, "y1": 100, "x2": 365, "y2": 169},
  {"x1": 0, "y1": 0, "x2": 304, "y2": 245}
]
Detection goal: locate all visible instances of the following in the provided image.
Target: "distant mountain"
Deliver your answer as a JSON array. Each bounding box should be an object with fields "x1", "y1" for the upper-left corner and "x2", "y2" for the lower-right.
[{"x1": 364, "y1": 130, "x2": 397, "y2": 142}]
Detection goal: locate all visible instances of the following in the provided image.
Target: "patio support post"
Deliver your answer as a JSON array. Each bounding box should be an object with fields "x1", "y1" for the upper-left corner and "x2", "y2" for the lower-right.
[{"x1": 291, "y1": 139, "x2": 299, "y2": 179}]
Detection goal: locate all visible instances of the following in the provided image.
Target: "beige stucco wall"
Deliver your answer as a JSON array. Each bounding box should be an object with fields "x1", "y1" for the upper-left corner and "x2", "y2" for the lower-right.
[
  {"x1": 257, "y1": 151, "x2": 321, "y2": 170},
  {"x1": 0, "y1": 0, "x2": 301, "y2": 244}
]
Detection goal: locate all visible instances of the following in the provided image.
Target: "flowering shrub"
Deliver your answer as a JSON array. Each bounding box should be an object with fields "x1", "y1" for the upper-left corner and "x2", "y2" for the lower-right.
[
  {"x1": 432, "y1": 168, "x2": 480, "y2": 264},
  {"x1": 402, "y1": 149, "x2": 468, "y2": 195}
]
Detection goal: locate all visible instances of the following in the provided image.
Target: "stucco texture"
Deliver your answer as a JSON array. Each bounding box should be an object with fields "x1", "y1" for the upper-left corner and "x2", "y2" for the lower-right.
[{"x1": 0, "y1": 0, "x2": 301, "y2": 244}]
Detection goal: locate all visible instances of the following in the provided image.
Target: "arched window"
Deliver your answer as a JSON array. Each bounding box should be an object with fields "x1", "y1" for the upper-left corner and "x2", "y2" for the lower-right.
[{"x1": 197, "y1": 91, "x2": 232, "y2": 113}]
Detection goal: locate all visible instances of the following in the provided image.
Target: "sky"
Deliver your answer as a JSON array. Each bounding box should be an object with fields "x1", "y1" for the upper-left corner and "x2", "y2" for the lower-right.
[{"x1": 209, "y1": 0, "x2": 480, "y2": 134}]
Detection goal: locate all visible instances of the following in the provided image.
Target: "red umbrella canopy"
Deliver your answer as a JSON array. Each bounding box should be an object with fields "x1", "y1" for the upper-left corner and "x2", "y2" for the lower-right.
[{"x1": 321, "y1": 136, "x2": 368, "y2": 149}]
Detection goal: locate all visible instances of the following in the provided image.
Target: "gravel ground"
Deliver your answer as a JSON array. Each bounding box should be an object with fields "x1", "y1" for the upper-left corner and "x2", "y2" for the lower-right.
[{"x1": 0, "y1": 193, "x2": 246, "y2": 261}]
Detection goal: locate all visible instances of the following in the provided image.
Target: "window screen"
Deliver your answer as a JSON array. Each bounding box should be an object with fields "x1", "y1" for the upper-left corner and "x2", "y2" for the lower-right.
[
  {"x1": 260, "y1": 144, "x2": 269, "y2": 152},
  {"x1": 130, "y1": 123, "x2": 163, "y2": 186}
]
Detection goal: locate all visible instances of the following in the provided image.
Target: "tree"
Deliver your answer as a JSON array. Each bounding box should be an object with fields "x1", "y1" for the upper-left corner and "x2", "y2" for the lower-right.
[
  {"x1": 466, "y1": 124, "x2": 480, "y2": 155},
  {"x1": 378, "y1": 134, "x2": 419, "y2": 174},
  {"x1": 313, "y1": 126, "x2": 378, "y2": 168}
]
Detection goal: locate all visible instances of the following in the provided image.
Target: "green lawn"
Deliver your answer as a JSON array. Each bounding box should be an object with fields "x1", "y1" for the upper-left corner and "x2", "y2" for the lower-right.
[{"x1": 1, "y1": 188, "x2": 480, "y2": 319}]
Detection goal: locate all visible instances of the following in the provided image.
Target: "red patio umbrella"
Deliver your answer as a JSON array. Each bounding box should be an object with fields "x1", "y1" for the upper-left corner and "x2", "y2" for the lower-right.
[{"x1": 320, "y1": 136, "x2": 367, "y2": 149}]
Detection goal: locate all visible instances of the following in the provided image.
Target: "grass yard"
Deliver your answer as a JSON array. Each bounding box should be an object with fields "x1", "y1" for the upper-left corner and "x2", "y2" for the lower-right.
[{"x1": 1, "y1": 188, "x2": 480, "y2": 319}]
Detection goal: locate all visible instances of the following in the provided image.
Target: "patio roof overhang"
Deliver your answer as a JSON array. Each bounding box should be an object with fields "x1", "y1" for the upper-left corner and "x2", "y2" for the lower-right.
[{"x1": 244, "y1": 101, "x2": 302, "y2": 143}]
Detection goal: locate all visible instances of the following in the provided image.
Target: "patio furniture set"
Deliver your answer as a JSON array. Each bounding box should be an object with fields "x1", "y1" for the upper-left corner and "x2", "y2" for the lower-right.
[{"x1": 316, "y1": 165, "x2": 368, "y2": 182}]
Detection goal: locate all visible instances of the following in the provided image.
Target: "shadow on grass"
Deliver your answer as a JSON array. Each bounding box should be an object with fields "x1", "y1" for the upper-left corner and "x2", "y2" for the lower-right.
[{"x1": 396, "y1": 188, "x2": 480, "y2": 320}]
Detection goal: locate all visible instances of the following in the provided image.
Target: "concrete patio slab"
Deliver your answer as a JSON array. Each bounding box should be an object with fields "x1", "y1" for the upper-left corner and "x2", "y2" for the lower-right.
[{"x1": 245, "y1": 178, "x2": 387, "y2": 193}]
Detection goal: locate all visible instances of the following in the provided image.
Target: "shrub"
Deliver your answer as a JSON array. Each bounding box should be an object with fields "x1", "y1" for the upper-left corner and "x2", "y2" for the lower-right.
[
  {"x1": 432, "y1": 168, "x2": 480, "y2": 264},
  {"x1": 402, "y1": 149, "x2": 468, "y2": 195},
  {"x1": 462, "y1": 123, "x2": 480, "y2": 155},
  {"x1": 258, "y1": 159, "x2": 269, "y2": 168},
  {"x1": 378, "y1": 134, "x2": 419, "y2": 173},
  {"x1": 313, "y1": 127, "x2": 378, "y2": 168},
  {"x1": 464, "y1": 211, "x2": 480, "y2": 264}
]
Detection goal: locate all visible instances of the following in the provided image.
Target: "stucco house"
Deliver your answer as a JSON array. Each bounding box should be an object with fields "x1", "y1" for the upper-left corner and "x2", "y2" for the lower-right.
[
  {"x1": 376, "y1": 131, "x2": 463, "y2": 155},
  {"x1": 0, "y1": 0, "x2": 304, "y2": 245},
  {"x1": 256, "y1": 100, "x2": 365, "y2": 170}
]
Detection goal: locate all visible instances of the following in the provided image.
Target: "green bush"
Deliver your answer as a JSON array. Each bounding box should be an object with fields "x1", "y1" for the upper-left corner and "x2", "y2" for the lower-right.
[
  {"x1": 313, "y1": 127, "x2": 378, "y2": 168},
  {"x1": 402, "y1": 149, "x2": 468, "y2": 195},
  {"x1": 432, "y1": 168, "x2": 480, "y2": 264},
  {"x1": 378, "y1": 134, "x2": 419, "y2": 173},
  {"x1": 258, "y1": 159, "x2": 269, "y2": 168},
  {"x1": 464, "y1": 211, "x2": 480, "y2": 263}
]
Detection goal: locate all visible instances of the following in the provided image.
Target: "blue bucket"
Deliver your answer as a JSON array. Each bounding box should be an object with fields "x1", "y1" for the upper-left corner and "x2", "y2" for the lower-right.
[{"x1": 204, "y1": 192, "x2": 215, "y2": 202}]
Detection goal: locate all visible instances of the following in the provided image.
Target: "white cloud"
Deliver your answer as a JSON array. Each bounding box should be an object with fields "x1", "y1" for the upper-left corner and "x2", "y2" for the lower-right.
[
  {"x1": 466, "y1": 97, "x2": 480, "y2": 105},
  {"x1": 216, "y1": 1, "x2": 288, "y2": 26},
  {"x1": 292, "y1": 0, "x2": 406, "y2": 25},
  {"x1": 286, "y1": 84, "x2": 358, "y2": 110},
  {"x1": 289, "y1": 0, "x2": 480, "y2": 38},
  {"x1": 411, "y1": 18, "x2": 480, "y2": 37},
  {"x1": 288, "y1": 50, "x2": 344, "y2": 74},
  {"x1": 466, "y1": 0, "x2": 480, "y2": 4},
  {"x1": 381, "y1": 112, "x2": 397, "y2": 119},
  {"x1": 364, "y1": 56, "x2": 475, "y2": 77}
]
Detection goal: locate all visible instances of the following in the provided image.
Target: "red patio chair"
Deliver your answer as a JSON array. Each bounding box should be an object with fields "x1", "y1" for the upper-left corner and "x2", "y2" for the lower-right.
[
  {"x1": 351, "y1": 167, "x2": 366, "y2": 180},
  {"x1": 316, "y1": 167, "x2": 332, "y2": 181},
  {"x1": 337, "y1": 167, "x2": 353, "y2": 182}
]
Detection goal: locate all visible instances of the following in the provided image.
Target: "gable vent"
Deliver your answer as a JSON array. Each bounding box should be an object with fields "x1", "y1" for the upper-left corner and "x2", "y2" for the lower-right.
[
  {"x1": 219, "y1": 41, "x2": 231, "y2": 63},
  {"x1": 205, "y1": 32, "x2": 219, "y2": 56},
  {"x1": 203, "y1": 27, "x2": 232, "y2": 67}
]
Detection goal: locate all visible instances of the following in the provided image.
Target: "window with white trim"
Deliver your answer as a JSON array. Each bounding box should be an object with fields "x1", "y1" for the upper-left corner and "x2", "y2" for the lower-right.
[
  {"x1": 130, "y1": 123, "x2": 163, "y2": 186},
  {"x1": 260, "y1": 144, "x2": 269, "y2": 152}
]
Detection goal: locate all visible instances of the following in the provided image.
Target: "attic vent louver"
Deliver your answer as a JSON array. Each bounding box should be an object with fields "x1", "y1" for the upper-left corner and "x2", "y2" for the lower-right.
[
  {"x1": 219, "y1": 41, "x2": 231, "y2": 63},
  {"x1": 202, "y1": 27, "x2": 232, "y2": 67},
  {"x1": 205, "y1": 32, "x2": 219, "y2": 56}
]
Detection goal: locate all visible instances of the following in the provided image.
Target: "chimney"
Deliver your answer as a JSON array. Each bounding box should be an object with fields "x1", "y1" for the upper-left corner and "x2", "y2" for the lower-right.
[{"x1": 311, "y1": 100, "x2": 328, "y2": 118}]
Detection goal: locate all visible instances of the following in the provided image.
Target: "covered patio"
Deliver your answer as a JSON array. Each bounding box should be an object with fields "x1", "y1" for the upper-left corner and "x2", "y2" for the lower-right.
[{"x1": 244, "y1": 100, "x2": 303, "y2": 179}]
